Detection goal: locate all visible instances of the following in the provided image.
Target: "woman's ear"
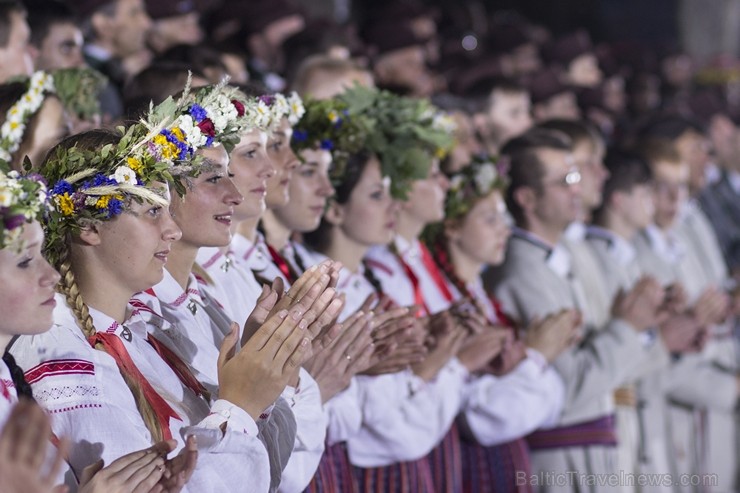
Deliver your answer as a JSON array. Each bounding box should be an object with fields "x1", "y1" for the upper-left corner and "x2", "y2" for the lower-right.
[
  {"x1": 323, "y1": 200, "x2": 344, "y2": 226},
  {"x1": 443, "y1": 218, "x2": 461, "y2": 241},
  {"x1": 77, "y1": 223, "x2": 102, "y2": 246}
]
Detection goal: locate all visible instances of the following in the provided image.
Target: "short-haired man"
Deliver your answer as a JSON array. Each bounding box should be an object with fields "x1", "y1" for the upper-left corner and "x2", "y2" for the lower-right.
[
  {"x1": 73, "y1": 0, "x2": 153, "y2": 120},
  {"x1": 587, "y1": 149, "x2": 707, "y2": 492},
  {"x1": 473, "y1": 78, "x2": 533, "y2": 156},
  {"x1": 0, "y1": 0, "x2": 32, "y2": 83},
  {"x1": 486, "y1": 128, "x2": 664, "y2": 492},
  {"x1": 27, "y1": 0, "x2": 84, "y2": 70},
  {"x1": 635, "y1": 138, "x2": 739, "y2": 493}
]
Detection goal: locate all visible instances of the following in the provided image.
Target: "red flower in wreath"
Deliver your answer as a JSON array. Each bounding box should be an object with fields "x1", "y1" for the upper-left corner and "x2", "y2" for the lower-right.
[
  {"x1": 197, "y1": 118, "x2": 216, "y2": 137},
  {"x1": 232, "y1": 99, "x2": 246, "y2": 117}
]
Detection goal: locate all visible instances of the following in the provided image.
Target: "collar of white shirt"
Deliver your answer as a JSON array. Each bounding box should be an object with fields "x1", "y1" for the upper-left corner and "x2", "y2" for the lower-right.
[
  {"x1": 587, "y1": 225, "x2": 636, "y2": 266},
  {"x1": 393, "y1": 234, "x2": 420, "y2": 260},
  {"x1": 564, "y1": 221, "x2": 587, "y2": 242},
  {"x1": 230, "y1": 233, "x2": 270, "y2": 271},
  {"x1": 512, "y1": 227, "x2": 571, "y2": 279},
  {"x1": 152, "y1": 270, "x2": 205, "y2": 308},
  {"x1": 55, "y1": 293, "x2": 151, "y2": 341},
  {"x1": 644, "y1": 224, "x2": 684, "y2": 264}
]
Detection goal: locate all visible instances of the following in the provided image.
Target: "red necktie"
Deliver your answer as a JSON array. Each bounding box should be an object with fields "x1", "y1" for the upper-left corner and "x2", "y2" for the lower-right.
[
  {"x1": 88, "y1": 332, "x2": 181, "y2": 440},
  {"x1": 147, "y1": 334, "x2": 210, "y2": 401},
  {"x1": 394, "y1": 253, "x2": 430, "y2": 317},
  {"x1": 267, "y1": 244, "x2": 295, "y2": 283},
  {"x1": 419, "y1": 242, "x2": 455, "y2": 303}
]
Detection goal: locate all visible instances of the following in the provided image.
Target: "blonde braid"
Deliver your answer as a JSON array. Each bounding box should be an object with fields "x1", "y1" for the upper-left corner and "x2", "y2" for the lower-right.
[{"x1": 55, "y1": 245, "x2": 165, "y2": 443}]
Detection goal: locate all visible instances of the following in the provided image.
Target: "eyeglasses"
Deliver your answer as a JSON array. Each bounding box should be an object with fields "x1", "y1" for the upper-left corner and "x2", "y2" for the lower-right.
[{"x1": 543, "y1": 169, "x2": 581, "y2": 188}]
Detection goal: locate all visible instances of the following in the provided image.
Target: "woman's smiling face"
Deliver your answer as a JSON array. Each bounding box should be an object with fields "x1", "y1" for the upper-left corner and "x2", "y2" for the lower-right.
[{"x1": 169, "y1": 145, "x2": 243, "y2": 248}]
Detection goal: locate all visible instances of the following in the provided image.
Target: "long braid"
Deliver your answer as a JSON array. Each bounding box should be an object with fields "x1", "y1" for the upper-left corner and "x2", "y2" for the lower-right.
[
  {"x1": 361, "y1": 259, "x2": 384, "y2": 295},
  {"x1": 291, "y1": 242, "x2": 309, "y2": 275},
  {"x1": 2, "y1": 351, "x2": 33, "y2": 400},
  {"x1": 428, "y1": 235, "x2": 473, "y2": 301},
  {"x1": 56, "y1": 246, "x2": 165, "y2": 443},
  {"x1": 428, "y1": 233, "x2": 517, "y2": 342}
]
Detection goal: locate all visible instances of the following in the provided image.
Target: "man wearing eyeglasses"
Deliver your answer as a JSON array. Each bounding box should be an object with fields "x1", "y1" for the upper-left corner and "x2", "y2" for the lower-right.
[{"x1": 485, "y1": 127, "x2": 665, "y2": 493}]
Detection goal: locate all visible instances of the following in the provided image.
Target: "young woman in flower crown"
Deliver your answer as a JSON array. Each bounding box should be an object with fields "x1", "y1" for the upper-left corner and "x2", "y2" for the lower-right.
[
  {"x1": 0, "y1": 68, "x2": 105, "y2": 170},
  {"x1": 192, "y1": 89, "x2": 304, "y2": 329},
  {"x1": 0, "y1": 166, "x2": 206, "y2": 493},
  {"x1": 353, "y1": 98, "x2": 511, "y2": 493},
  {"x1": 132, "y1": 88, "x2": 341, "y2": 493},
  {"x1": 296, "y1": 87, "x2": 473, "y2": 493},
  {"x1": 193, "y1": 110, "x2": 275, "y2": 330},
  {"x1": 10, "y1": 87, "x2": 316, "y2": 493},
  {"x1": 422, "y1": 157, "x2": 580, "y2": 493},
  {"x1": 250, "y1": 97, "x2": 391, "y2": 493},
  {"x1": 230, "y1": 91, "x2": 307, "y2": 287}
]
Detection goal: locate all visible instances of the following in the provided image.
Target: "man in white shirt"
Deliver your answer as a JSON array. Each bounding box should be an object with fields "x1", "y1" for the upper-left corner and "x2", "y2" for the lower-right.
[{"x1": 485, "y1": 128, "x2": 664, "y2": 493}]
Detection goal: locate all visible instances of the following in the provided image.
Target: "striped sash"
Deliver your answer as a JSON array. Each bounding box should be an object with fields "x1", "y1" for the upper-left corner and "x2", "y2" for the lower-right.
[{"x1": 526, "y1": 415, "x2": 617, "y2": 450}]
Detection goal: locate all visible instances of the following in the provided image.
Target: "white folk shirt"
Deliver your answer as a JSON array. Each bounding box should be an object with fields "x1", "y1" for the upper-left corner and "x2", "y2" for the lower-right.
[
  {"x1": 135, "y1": 271, "x2": 230, "y2": 397},
  {"x1": 196, "y1": 246, "x2": 264, "y2": 329},
  {"x1": 12, "y1": 295, "x2": 270, "y2": 493},
  {"x1": 326, "y1": 255, "x2": 468, "y2": 466},
  {"x1": 365, "y1": 236, "x2": 452, "y2": 314},
  {"x1": 282, "y1": 241, "x2": 317, "y2": 277},
  {"x1": 289, "y1": 252, "x2": 366, "y2": 455},
  {"x1": 0, "y1": 359, "x2": 72, "y2": 487},
  {"x1": 233, "y1": 232, "x2": 291, "y2": 288},
  {"x1": 459, "y1": 278, "x2": 565, "y2": 445},
  {"x1": 368, "y1": 235, "x2": 565, "y2": 445},
  {"x1": 135, "y1": 270, "x2": 325, "y2": 493},
  {"x1": 0, "y1": 360, "x2": 16, "y2": 425},
  {"x1": 277, "y1": 373, "x2": 328, "y2": 493}
]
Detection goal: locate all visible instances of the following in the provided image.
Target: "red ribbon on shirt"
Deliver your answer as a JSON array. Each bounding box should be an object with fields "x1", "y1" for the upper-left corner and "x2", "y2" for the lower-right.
[
  {"x1": 88, "y1": 332, "x2": 181, "y2": 441},
  {"x1": 0, "y1": 380, "x2": 10, "y2": 402},
  {"x1": 419, "y1": 242, "x2": 455, "y2": 303},
  {"x1": 267, "y1": 244, "x2": 295, "y2": 283},
  {"x1": 490, "y1": 297, "x2": 514, "y2": 329},
  {"x1": 393, "y1": 253, "x2": 430, "y2": 317},
  {"x1": 147, "y1": 334, "x2": 210, "y2": 401}
]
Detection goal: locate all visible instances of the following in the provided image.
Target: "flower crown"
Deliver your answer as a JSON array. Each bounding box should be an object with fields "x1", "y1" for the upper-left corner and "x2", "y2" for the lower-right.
[
  {"x1": 290, "y1": 97, "x2": 370, "y2": 182},
  {"x1": 40, "y1": 81, "x2": 251, "y2": 265},
  {"x1": 0, "y1": 165, "x2": 47, "y2": 252},
  {"x1": 338, "y1": 85, "x2": 456, "y2": 199},
  {"x1": 445, "y1": 154, "x2": 510, "y2": 220},
  {"x1": 253, "y1": 92, "x2": 305, "y2": 131},
  {"x1": 0, "y1": 69, "x2": 106, "y2": 162}
]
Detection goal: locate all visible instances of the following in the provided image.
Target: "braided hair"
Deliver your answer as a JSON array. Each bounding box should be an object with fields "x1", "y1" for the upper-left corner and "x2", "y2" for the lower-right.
[
  {"x1": 55, "y1": 242, "x2": 168, "y2": 442},
  {"x1": 43, "y1": 131, "x2": 167, "y2": 442},
  {"x1": 361, "y1": 259, "x2": 384, "y2": 296},
  {"x1": 2, "y1": 351, "x2": 33, "y2": 400},
  {"x1": 426, "y1": 234, "x2": 473, "y2": 301}
]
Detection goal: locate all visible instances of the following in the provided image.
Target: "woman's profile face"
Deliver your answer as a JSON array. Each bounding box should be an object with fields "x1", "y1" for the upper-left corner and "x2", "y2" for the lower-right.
[
  {"x1": 169, "y1": 145, "x2": 243, "y2": 249},
  {"x1": 92, "y1": 185, "x2": 182, "y2": 294},
  {"x1": 273, "y1": 148, "x2": 334, "y2": 233},
  {"x1": 265, "y1": 118, "x2": 300, "y2": 208},
  {"x1": 448, "y1": 190, "x2": 511, "y2": 267},
  {"x1": 229, "y1": 129, "x2": 275, "y2": 222},
  {"x1": 336, "y1": 156, "x2": 398, "y2": 247},
  {"x1": 0, "y1": 221, "x2": 60, "y2": 337}
]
